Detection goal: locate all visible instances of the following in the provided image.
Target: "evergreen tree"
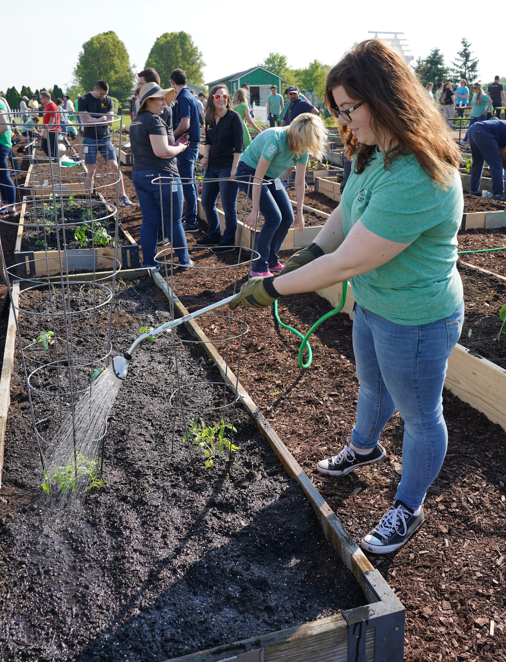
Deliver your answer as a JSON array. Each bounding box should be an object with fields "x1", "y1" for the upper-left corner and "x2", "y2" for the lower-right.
[
  {"x1": 21, "y1": 85, "x2": 33, "y2": 99},
  {"x1": 52, "y1": 84, "x2": 64, "y2": 101},
  {"x1": 6, "y1": 87, "x2": 21, "y2": 110},
  {"x1": 414, "y1": 48, "x2": 448, "y2": 87},
  {"x1": 74, "y1": 31, "x2": 134, "y2": 100},
  {"x1": 145, "y1": 32, "x2": 205, "y2": 87},
  {"x1": 451, "y1": 38, "x2": 479, "y2": 84}
]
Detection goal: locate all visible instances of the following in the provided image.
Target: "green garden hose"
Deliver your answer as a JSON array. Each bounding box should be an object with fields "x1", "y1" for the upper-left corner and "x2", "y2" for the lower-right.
[
  {"x1": 274, "y1": 281, "x2": 348, "y2": 369},
  {"x1": 275, "y1": 244, "x2": 506, "y2": 370}
]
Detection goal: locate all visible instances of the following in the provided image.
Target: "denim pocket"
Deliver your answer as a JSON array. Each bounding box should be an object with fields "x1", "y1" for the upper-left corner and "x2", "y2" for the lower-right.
[{"x1": 445, "y1": 319, "x2": 462, "y2": 349}]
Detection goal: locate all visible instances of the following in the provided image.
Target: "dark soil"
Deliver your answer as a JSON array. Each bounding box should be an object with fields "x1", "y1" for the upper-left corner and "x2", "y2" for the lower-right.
[
  {"x1": 458, "y1": 228, "x2": 506, "y2": 275},
  {"x1": 0, "y1": 278, "x2": 365, "y2": 661},
  {"x1": 127, "y1": 248, "x2": 505, "y2": 662},
  {"x1": 458, "y1": 262, "x2": 506, "y2": 367},
  {"x1": 463, "y1": 194, "x2": 506, "y2": 213},
  {"x1": 287, "y1": 184, "x2": 336, "y2": 214}
]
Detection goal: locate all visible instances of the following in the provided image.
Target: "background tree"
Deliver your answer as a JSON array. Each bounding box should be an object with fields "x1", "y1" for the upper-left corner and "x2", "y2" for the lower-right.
[
  {"x1": 65, "y1": 81, "x2": 85, "y2": 100},
  {"x1": 74, "y1": 31, "x2": 134, "y2": 100},
  {"x1": 145, "y1": 32, "x2": 205, "y2": 87},
  {"x1": 52, "y1": 84, "x2": 64, "y2": 101},
  {"x1": 296, "y1": 60, "x2": 328, "y2": 99},
  {"x1": 414, "y1": 48, "x2": 448, "y2": 87},
  {"x1": 21, "y1": 85, "x2": 33, "y2": 99},
  {"x1": 6, "y1": 87, "x2": 21, "y2": 110},
  {"x1": 451, "y1": 38, "x2": 479, "y2": 84},
  {"x1": 260, "y1": 52, "x2": 297, "y2": 87}
]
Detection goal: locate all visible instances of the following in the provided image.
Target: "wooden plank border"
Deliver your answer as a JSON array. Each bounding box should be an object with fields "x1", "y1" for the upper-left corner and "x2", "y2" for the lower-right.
[
  {"x1": 152, "y1": 273, "x2": 405, "y2": 662},
  {"x1": 0, "y1": 284, "x2": 19, "y2": 490}
]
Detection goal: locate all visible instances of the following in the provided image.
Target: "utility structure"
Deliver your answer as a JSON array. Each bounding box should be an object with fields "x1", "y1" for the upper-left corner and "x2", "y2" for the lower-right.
[{"x1": 368, "y1": 31, "x2": 413, "y2": 65}]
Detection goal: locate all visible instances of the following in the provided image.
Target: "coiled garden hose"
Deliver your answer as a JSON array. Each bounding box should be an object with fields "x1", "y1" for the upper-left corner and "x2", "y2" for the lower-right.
[
  {"x1": 274, "y1": 281, "x2": 348, "y2": 369},
  {"x1": 275, "y1": 244, "x2": 506, "y2": 370}
]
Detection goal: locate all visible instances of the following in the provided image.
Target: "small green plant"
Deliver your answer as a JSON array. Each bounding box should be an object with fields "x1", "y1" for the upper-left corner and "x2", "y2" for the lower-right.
[
  {"x1": 182, "y1": 419, "x2": 238, "y2": 469},
  {"x1": 139, "y1": 326, "x2": 156, "y2": 342},
  {"x1": 35, "y1": 239, "x2": 47, "y2": 249},
  {"x1": 494, "y1": 305, "x2": 506, "y2": 342},
  {"x1": 41, "y1": 453, "x2": 104, "y2": 495},
  {"x1": 74, "y1": 223, "x2": 111, "y2": 247},
  {"x1": 75, "y1": 225, "x2": 89, "y2": 246},
  {"x1": 36, "y1": 331, "x2": 55, "y2": 350}
]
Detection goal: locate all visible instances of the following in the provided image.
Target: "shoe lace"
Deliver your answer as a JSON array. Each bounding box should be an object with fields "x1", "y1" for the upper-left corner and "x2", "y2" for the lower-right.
[
  {"x1": 375, "y1": 504, "x2": 411, "y2": 540},
  {"x1": 330, "y1": 445, "x2": 355, "y2": 466}
]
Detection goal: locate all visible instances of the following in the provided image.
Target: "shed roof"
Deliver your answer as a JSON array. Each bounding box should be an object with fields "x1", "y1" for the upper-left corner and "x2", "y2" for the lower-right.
[{"x1": 206, "y1": 66, "x2": 283, "y2": 86}]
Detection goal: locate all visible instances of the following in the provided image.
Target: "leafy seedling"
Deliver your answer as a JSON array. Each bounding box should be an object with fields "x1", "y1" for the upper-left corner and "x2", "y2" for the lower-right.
[
  {"x1": 35, "y1": 239, "x2": 47, "y2": 248},
  {"x1": 90, "y1": 366, "x2": 105, "y2": 382},
  {"x1": 182, "y1": 419, "x2": 238, "y2": 469},
  {"x1": 494, "y1": 305, "x2": 506, "y2": 342},
  {"x1": 37, "y1": 331, "x2": 55, "y2": 350},
  {"x1": 75, "y1": 224, "x2": 89, "y2": 247},
  {"x1": 138, "y1": 326, "x2": 156, "y2": 342},
  {"x1": 41, "y1": 453, "x2": 104, "y2": 495}
]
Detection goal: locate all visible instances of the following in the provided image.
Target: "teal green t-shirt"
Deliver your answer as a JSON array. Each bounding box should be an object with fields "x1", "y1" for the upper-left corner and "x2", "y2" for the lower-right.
[
  {"x1": 471, "y1": 93, "x2": 491, "y2": 118},
  {"x1": 267, "y1": 93, "x2": 284, "y2": 116},
  {"x1": 240, "y1": 127, "x2": 308, "y2": 178},
  {"x1": 340, "y1": 149, "x2": 463, "y2": 325},
  {"x1": 0, "y1": 100, "x2": 12, "y2": 149}
]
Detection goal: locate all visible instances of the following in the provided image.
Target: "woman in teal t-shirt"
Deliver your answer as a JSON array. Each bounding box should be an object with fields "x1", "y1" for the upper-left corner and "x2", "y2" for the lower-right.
[
  {"x1": 0, "y1": 99, "x2": 17, "y2": 217},
  {"x1": 235, "y1": 113, "x2": 326, "y2": 276},
  {"x1": 231, "y1": 40, "x2": 464, "y2": 556},
  {"x1": 462, "y1": 82, "x2": 493, "y2": 145}
]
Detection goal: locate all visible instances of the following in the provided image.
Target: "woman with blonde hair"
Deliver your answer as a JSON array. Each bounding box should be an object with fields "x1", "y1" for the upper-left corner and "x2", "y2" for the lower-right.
[
  {"x1": 236, "y1": 112, "x2": 326, "y2": 276},
  {"x1": 231, "y1": 40, "x2": 464, "y2": 555},
  {"x1": 461, "y1": 82, "x2": 492, "y2": 146},
  {"x1": 426, "y1": 82, "x2": 434, "y2": 101},
  {"x1": 232, "y1": 88, "x2": 262, "y2": 148}
]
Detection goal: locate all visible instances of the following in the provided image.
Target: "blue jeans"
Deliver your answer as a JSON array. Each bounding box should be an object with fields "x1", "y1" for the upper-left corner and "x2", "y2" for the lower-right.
[
  {"x1": 236, "y1": 161, "x2": 294, "y2": 272},
  {"x1": 350, "y1": 299, "x2": 464, "y2": 510},
  {"x1": 176, "y1": 143, "x2": 199, "y2": 224},
  {"x1": 469, "y1": 125, "x2": 505, "y2": 196},
  {"x1": 463, "y1": 114, "x2": 487, "y2": 143},
  {"x1": 0, "y1": 144, "x2": 15, "y2": 206},
  {"x1": 132, "y1": 169, "x2": 190, "y2": 267},
  {"x1": 201, "y1": 165, "x2": 239, "y2": 245}
]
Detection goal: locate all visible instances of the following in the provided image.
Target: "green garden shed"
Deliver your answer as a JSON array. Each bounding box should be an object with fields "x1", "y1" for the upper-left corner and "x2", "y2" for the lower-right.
[{"x1": 206, "y1": 67, "x2": 284, "y2": 107}]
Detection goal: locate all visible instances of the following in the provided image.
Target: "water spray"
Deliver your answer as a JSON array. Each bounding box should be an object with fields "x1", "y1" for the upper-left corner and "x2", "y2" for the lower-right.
[{"x1": 112, "y1": 294, "x2": 236, "y2": 380}]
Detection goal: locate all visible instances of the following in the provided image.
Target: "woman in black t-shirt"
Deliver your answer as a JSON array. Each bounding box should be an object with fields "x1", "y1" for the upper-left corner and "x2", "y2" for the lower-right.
[
  {"x1": 197, "y1": 84, "x2": 244, "y2": 254},
  {"x1": 130, "y1": 83, "x2": 192, "y2": 268},
  {"x1": 441, "y1": 82, "x2": 455, "y2": 128}
]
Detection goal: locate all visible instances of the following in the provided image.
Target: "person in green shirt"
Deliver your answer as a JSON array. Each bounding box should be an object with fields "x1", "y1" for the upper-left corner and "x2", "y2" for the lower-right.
[
  {"x1": 266, "y1": 85, "x2": 284, "y2": 127},
  {"x1": 232, "y1": 88, "x2": 262, "y2": 148},
  {"x1": 461, "y1": 82, "x2": 493, "y2": 146},
  {"x1": 230, "y1": 39, "x2": 464, "y2": 556},
  {"x1": 235, "y1": 113, "x2": 327, "y2": 276},
  {"x1": 0, "y1": 99, "x2": 17, "y2": 216}
]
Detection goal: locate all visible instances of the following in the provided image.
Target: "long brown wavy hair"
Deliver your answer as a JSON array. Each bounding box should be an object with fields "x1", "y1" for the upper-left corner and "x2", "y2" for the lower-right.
[
  {"x1": 325, "y1": 40, "x2": 461, "y2": 188},
  {"x1": 205, "y1": 84, "x2": 232, "y2": 123}
]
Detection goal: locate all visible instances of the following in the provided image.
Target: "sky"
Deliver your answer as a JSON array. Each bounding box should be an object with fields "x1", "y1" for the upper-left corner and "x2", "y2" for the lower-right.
[{"x1": 0, "y1": 0, "x2": 501, "y2": 94}]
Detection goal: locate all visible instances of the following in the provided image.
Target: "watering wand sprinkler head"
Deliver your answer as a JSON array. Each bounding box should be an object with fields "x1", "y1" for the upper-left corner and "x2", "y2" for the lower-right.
[{"x1": 112, "y1": 353, "x2": 132, "y2": 380}]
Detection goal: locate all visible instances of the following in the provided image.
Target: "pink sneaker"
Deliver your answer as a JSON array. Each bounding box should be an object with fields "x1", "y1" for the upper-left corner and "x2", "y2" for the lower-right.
[
  {"x1": 250, "y1": 270, "x2": 273, "y2": 277},
  {"x1": 270, "y1": 263, "x2": 284, "y2": 273}
]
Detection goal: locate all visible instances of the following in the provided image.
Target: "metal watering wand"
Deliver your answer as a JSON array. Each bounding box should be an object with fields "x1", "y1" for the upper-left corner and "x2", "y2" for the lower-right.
[{"x1": 112, "y1": 294, "x2": 236, "y2": 380}]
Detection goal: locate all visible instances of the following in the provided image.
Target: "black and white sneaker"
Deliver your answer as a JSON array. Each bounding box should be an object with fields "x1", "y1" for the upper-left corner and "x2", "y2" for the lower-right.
[
  {"x1": 182, "y1": 221, "x2": 199, "y2": 233},
  {"x1": 210, "y1": 244, "x2": 235, "y2": 254},
  {"x1": 196, "y1": 236, "x2": 219, "y2": 246},
  {"x1": 316, "y1": 440, "x2": 386, "y2": 477},
  {"x1": 361, "y1": 500, "x2": 425, "y2": 554}
]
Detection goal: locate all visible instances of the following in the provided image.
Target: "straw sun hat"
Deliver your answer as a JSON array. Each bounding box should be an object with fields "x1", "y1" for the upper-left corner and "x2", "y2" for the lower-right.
[{"x1": 138, "y1": 83, "x2": 176, "y2": 112}]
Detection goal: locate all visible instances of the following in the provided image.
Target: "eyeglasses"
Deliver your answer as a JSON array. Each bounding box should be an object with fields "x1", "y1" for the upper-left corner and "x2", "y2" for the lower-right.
[
  {"x1": 331, "y1": 100, "x2": 364, "y2": 122},
  {"x1": 214, "y1": 94, "x2": 228, "y2": 100}
]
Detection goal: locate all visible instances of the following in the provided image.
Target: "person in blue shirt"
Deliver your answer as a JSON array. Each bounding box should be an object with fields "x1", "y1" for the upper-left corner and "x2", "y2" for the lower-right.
[
  {"x1": 170, "y1": 68, "x2": 201, "y2": 232},
  {"x1": 455, "y1": 79, "x2": 469, "y2": 119},
  {"x1": 280, "y1": 86, "x2": 319, "y2": 126},
  {"x1": 468, "y1": 119, "x2": 506, "y2": 200}
]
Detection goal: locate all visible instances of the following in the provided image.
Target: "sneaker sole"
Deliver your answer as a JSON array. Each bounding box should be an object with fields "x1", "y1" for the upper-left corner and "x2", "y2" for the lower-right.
[
  {"x1": 360, "y1": 517, "x2": 424, "y2": 554},
  {"x1": 183, "y1": 226, "x2": 199, "y2": 233},
  {"x1": 316, "y1": 452, "x2": 386, "y2": 477}
]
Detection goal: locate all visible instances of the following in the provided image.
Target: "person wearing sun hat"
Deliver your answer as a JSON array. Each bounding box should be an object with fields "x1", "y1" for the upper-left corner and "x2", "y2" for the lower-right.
[{"x1": 129, "y1": 82, "x2": 193, "y2": 269}]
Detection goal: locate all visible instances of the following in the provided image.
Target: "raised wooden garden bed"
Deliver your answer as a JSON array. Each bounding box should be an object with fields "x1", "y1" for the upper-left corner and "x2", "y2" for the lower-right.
[
  {"x1": 0, "y1": 272, "x2": 404, "y2": 661},
  {"x1": 150, "y1": 273, "x2": 405, "y2": 662},
  {"x1": 114, "y1": 145, "x2": 134, "y2": 166},
  {"x1": 13, "y1": 195, "x2": 140, "y2": 277},
  {"x1": 460, "y1": 171, "x2": 493, "y2": 194},
  {"x1": 198, "y1": 198, "x2": 329, "y2": 251},
  {"x1": 314, "y1": 175, "x2": 343, "y2": 202}
]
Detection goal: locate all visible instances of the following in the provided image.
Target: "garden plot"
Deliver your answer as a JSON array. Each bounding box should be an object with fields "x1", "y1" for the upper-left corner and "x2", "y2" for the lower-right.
[
  {"x1": 0, "y1": 276, "x2": 390, "y2": 662},
  {"x1": 13, "y1": 196, "x2": 139, "y2": 277}
]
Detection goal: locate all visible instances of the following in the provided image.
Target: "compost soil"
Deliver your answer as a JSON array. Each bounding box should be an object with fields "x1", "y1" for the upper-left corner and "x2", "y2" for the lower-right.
[
  {"x1": 0, "y1": 278, "x2": 365, "y2": 661},
  {"x1": 126, "y1": 248, "x2": 505, "y2": 662}
]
